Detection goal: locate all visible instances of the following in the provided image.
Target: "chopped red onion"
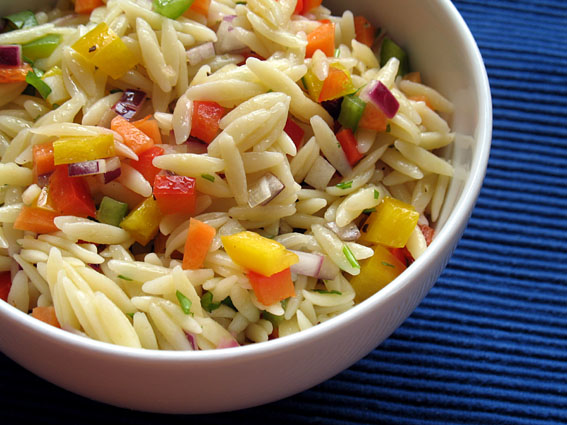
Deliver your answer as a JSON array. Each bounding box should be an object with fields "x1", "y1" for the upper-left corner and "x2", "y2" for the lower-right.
[
  {"x1": 247, "y1": 172, "x2": 285, "y2": 208},
  {"x1": 112, "y1": 89, "x2": 147, "y2": 121},
  {"x1": 185, "y1": 332, "x2": 198, "y2": 350},
  {"x1": 289, "y1": 250, "x2": 324, "y2": 278},
  {"x1": 318, "y1": 255, "x2": 340, "y2": 280},
  {"x1": 186, "y1": 42, "x2": 215, "y2": 66},
  {"x1": 365, "y1": 81, "x2": 399, "y2": 118},
  {"x1": 185, "y1": 139, "x2": 208, "y2": 154},
  {"x1": 67, "y1": 157, "x2": 122, "y2": 183},
  {"x1": 217, "y1": 337, "x2": 239, "y2": 349},
  {"x1": 325, "y1": 222, "x2": 361, "y2": 241},
  {"x1": 215, "y1": 19, "x2": 246, "y2": 54},
  {"x1": 0, "y1": 45, "x2": 22, "y2": 66}
]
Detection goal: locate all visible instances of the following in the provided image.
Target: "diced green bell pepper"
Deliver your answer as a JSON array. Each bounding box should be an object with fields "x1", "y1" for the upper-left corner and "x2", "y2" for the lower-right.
[
  {"x1": 22, "y1": 34, "x2": 62, "y2": 60},
  {"x1": 96, "y1": 196, "x2": 129, "y2": 227},
  {"x1": 338, "y1": 95, "x2": 366, "y2": 131},
  {"x1": 153, "y1": 0, "x2": 194, "y2": 19},
  {"x1": 380, "y1": 37, "x2": 409, "y2": 77}
]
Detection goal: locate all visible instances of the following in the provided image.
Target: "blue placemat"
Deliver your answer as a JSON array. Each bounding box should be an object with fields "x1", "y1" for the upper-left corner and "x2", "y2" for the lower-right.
[{"x1": 1, "y1": 0, "x2": 567, "y2": 423}]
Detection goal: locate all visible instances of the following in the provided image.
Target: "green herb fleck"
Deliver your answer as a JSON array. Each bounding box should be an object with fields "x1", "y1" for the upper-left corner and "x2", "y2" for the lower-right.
[
  {"x1": 342, "y1": 245, "x2": 360, "y2": 269},
  {"x1": 235, "y1": 1, "x2": 247, "y2": 4},
  {"x1": 386, "y1": 123, "x2": 391, "y2": 133},
  {"x1": 335, "y1": 180, "x2": 353, "y2": 189},
  {"x1": 51, "y1": 103, "x2": 60, "y2": 110},
  {"x1": 374, "y1": 189, "x2": 379, "y2": 199},
  {"x1": 201, "y1": 291, "x2": 221, "y2": 313},
  {"x1": 362, "y1": 208, "x2": 376, "y2": 214},
  {"x1": 176, "y1": 290, "x2": 193, "y2": 315},
  {"x1": 201, "y1": 173, "x2": 215, "y2": 182},
  {"x1": 313, "y1": 289, "x2": 342, "y2": 295},
  {"x1": 262, "y1": 310, "x2": 284, "y2": 325},
  {"x1": 337, "y1": 142, "x2": 341, "y2": 148},
  {"x1": 334, "y1": 48, "x2": 340, "y2": 58},
  {"x1": 126, "y1": 312, "x2": 135, "y2": 319},
  {"x1": 221, "y1": 296, "x2": 236, "y2": 310},
  {"x1": 118, "y1": 274, "x2": 133, "y2": 281},
  {"x1": 381, "y1": 261, "x2": 395, "y2": 268},
  {"x1": 25, "y1": 71, "x2": 51, "y2": 100}
]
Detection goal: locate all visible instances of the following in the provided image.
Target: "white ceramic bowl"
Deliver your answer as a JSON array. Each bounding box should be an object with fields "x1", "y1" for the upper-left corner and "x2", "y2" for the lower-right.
[{"x1": 0, "y1": 0, "x2": 491, "y2": 414}]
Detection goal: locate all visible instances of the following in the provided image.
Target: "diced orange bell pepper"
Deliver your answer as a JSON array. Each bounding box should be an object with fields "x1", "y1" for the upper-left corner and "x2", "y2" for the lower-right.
[
  {"x1": 248, "y1": 267, "x2": 295, "y2": 306},
  {"x1": 0, "y1": 63, "x2": 33, "y2": 83},
  {"x1": 13, "y1": 205, "x2": 59, "y2": 234},
  {"x1": 188, "y1": 0, "x2": 210, "y2": 16},
  {"x1": 318, "y1": 63, "x2": 356, "y2": 102},
  {"x1": 360, "y1": 197, "x2": 419, "y2": 248},
  {"x1": 0, "y1": 272, "x2": 11, "y2": 302},
  {"x1": 191, "y1": 101, "x2": 226, "y2": 144},
  {"x1": 353, "y1": 16, "x2": 375, "y2": 47},
  {"x1": 306, "y1": 21, "x2": 335, "y2": 58},
  {"x1": 132, "y1": 115, "x2": 162, "y2": 144},
  {"x1": 350, "y1": 244, "x2": 406, "y2": 303},
  {"x1": 48, "y1": 165, "x2": 96, "y2": 218},
  {"x1": 182, "y1": 218, "x2": 216, "y2": 270},
  {"x1": 358, "y1": 100, "x2": 388, "y2": 132},
  {"x1": 408, "y1": 94, "x2": 434, "y2": 110},
  {"x1": 403, "y1": 72, "x2": 421, "y2": 83},
  {"x1": 32, "y1": 142, "x2": 55, "y2": 180},
  {"x1": 153, "y1": 174, "x2": 197, "y2": 215},
  {"x1": 31, "y1": 306, "x2": 61, "y2": 328},
  {"x1": 111, "y1": 115, "x2": 154, "y2": 155},
  {"x1": 75, "y1": 0, "x2": 104, "y2": 14},
  {"x1": 221, "y1": 231, "x2": 299, "y2": 277}
]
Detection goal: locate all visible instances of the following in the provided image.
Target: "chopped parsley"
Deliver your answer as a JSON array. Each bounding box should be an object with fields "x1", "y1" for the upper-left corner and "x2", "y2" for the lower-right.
[
  {"x1": 336, "y1": 180, "x2": 353, "y2": 189},
  {"x1": 363, "y1": 208, "x2": 376, "y2": 214},
  {"x1": 201, "y1": 291, "x2": 221, "y2": 312},
  {"x1": 381, "y1": 261, "x2": 395, "y2": 268},
  {"x1": 201, "y1": 173, "x2": 215, "y2": 182},
  {"x1": 334, "y1": 48, "x2": 340, "y2": 58},
  {"x1": 118, "y1": 274, "x2": 133, "y2": 281},
  {"x1": 313, "y1": 289, "x2": 342, "y2": 295},
  {"x1": 374, "y1": 189, "x2": 380, "y2": 199},
  {"x1": 125, "y1": 312, "x2": 135, "y2": 319},
  {"x1": 176, "y1": 290, "x2": 193, "y2": 315},
  {"x1": 386, "y1": 123, "x2": 391, "y2": 133},
  {"x1": 342, "y1": 245, "x2": 360, "y2": 269}
]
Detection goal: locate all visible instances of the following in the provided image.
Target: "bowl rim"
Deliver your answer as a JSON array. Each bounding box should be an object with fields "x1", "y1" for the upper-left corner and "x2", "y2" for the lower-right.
[{"x1": 0, "y1": 0, "x2": 492, "y2": 366}]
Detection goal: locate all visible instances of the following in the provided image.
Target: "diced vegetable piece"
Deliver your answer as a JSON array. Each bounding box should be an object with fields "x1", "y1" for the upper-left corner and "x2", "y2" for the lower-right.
[
  {"x1": 283, "y1": 117, "x2": 305, "y2": 149},
  {"x1": 0, "y1": 272, "x2": 11, "y2": 302},
  {"x1": 4, "y1": 11, "x2": 37, "y2": 30},
  {"x1": 128, "y1": 145, "x2": 164, "y2": 184},
  {"x1": 403, "y1": 71, "x2": 421, "y2": 83},
  {"x1": 0, "y1": 63, "x2": 32, "y2": 83},
  {"x1": 419, "y1": 223, "x2": 435, "y2": 246},
  {"x1": 302, "y1": 0, "x2": 322, "y2": 14},
  {"x1": 360, "y1": 197, "x2": 419, "y2": 248},
  {"x1": 302, "y1": 68, "x2": 324, "y2": 102},
  {"x1": 190, "y1": 100, "x2": 226, "y2": 144},
  {"x1": 364, "y1": 80, "x2": 399, "y2": 119},
  {"x1": 326, "y1": 221, "x2": 361, "y2": 242},
  {"x1": 153, "y1": 174, "x2": 197, "y2": 215},
  {"x1": 358, "y1": 100, "x2": 388, "y2": 132},
  {"x1": 350, "y1": 244, "x2": 406, "y2": 303},
  {"x1": 75, "y1": 0, "x2": 104, "y2": 14},
  {"x1": 186, "y1": 42, "x2": 215, "y2": 66},
  {"x1": 408, "y1": 94, "x2": 434, "y2": 110},
  {"x1": 289, "y1": 250, "x2": 324, "y2": 278},
  {"x1": 293, "y1": 0, "x2": 304, "y2": 15},
  {"x1": 49, "y1": 166, "x2": 96, "y2": 218},
  {"x1": 96, "y1": 196, "x2": 129, "y2": 227},
  {"x1": 32, "y1": 142, "x2": 55, "y2": 179},
  {"x1": 132, "y1": 115, "x2": 162, "y2": 144},
  {"x1": 390, "y1": 246, "x2": 414, "y2": 267},
  {"x1": 188, "y1": 0, "x2": 210, "y2": 16},
  {"x1": 72, "y1": 22, "x2": 138, "y2": 79},
  {"x1": 318, "y1": 63, "x2": 356, "y2": 102},
  {"x1": 248, "y1": 267, "x2": 295, "y2": 306},
  {"x1": 0, "y1": 45, "x2": 22, "y2": 66},
  {"x1": 53, "y1": 134, "x2": 115, "y2": 165},
  {"x1": 304, "y1": 155, "x2": 335, "y2": 190},
  {"x1": 67, "y1": 157, "x2": 121, "y2": 181},
  {"x1": 31, "y1": 306, "x2": 60, "y2": 327},
  {"x1": 112, "y1": 89, "x2": 147, "y2": 121},
  {"x1": 215, "y1": 18, "x2": 247, "y2": 54},
  {"x1": 182, "y1": 218, "x2": 216, "y2": 270},
  {"x1": 111, "y1": 115, "x2": 154, "y2": 155},
  {"x1": 22, "y1": 34, "x2": 61, "y2": 60},
  {"x1": 336, "y1": 128, "x2": 363, "y2": 166},
  {"x1": 353, "y1": 16, "x2": 376, "y2": 47},
  {"x1": 154, "y1": 0, "x2": 194, "y2": 19},
  {"x1": 338, "y1": 95, "x2": 366, "y2": 130},
  {"x1": 380, "y1": 37, "x2": 409, "y2": 77},
  {"x1": 247, "y1": 172, "x2": 285, "y2": 208},
  {"x1": 221, "y1": 231, "x2": 299, "y2": 276},
  {"x1": 13, "y1": 205, "x2": 59, "y2": 234},
  {"x1": 306, "y1": 21, "x2": 335, "y2": 58},
  {"x1": 25, "y1": 70, "x2": 52, "y2": 99},
  {"x1": 119, "y1": 197, "x2": 162, "y2": 245},
  {"x1": 41, "y1": 66, "x2": 69, "y2": 105}
]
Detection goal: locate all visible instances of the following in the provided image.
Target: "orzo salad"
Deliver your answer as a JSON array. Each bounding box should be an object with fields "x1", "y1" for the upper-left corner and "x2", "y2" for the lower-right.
[{"x1": 0, "y1": 0, "x2": 455, "y2": 350}]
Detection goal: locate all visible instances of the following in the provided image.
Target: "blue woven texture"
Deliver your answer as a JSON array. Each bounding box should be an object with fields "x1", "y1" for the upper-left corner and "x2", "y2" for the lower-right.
[{"x1": 1, "y1": 0, "x2": 566, "y2": 423}]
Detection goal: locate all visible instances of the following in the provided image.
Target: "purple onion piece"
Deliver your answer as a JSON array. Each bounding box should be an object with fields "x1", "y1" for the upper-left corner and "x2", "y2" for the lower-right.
[
  {"x1": 325, "y1": 221, "x2": 361, "y2": 242},
  {"x1": 185, "y1": 332, "x2": 198, "y2": 350},
  {"x1": 289, "y1": 250, "x2": 324, "y2": 278},
  {"x1": 367, "y1": 81, "x2": 399, "y2": 118},
  {"x1": 186, "y1": 41, "x2": 215, "y2": 66},
  {"x1": 68, "y1": 160, "x2": 101, "y2": 177},
  {"x1": 247, "y1": 172, "x2": 285, "y2": 208},
  {"x1": 0, "y1": 44, "x2": 22, "y2": 66},
  {"x1": 112, "y1": 89, "x2": 147, "y2": 121}
]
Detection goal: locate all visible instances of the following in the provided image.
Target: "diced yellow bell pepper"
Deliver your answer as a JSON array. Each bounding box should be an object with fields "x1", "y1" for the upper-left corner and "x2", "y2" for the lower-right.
[
  {"x1": 302, "y1": 68, "x2": 324, "y2": 102},
  {"x1": 53, "y1": 134, "x2": 115, "y2": 165},
  {"x1": 72, "y1": 22, "x2": 138, "y2": 80},
  {"x1": 221, "y1": 231, "x2": 299, "y2": 276},
  {"x1": 350, "y1": 244, "x2": 406, "y2": 303},
  {"x1": 360, "y1": 197, "x2": 419, "y2": 248},
  {"x1": 119, "y1": 197, "x2": 162, "y2": 246}
]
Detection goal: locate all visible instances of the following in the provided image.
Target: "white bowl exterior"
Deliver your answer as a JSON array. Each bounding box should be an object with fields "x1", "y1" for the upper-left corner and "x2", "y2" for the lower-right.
[{"x1": 0, "y1": 0, "x2": 491, "y2": 413}]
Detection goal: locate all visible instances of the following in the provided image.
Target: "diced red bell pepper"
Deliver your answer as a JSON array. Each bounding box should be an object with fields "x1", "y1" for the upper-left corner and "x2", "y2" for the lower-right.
[
  {"x1": 247, "y1": 267, "x2": 295, "y2": 306},
  {"x1": 129, "y1": 145, "x2": 164, "y2": 185},
  {"x1": 302, "y1": 0, "x2": 322, "y2": 14},
  {"x1": 0, "y1": 271, "x2": 12, "y2": 302},
  {"x1": 354, "y1": 16, "x2": 376, "y2": 47},
  {"x1": 419, "y1": 223, "x2": 435, "y2": 246},
  {"x1": 153, "y1": 174, "x2": 197, "y2": 215},
  {"x1": 48, "y1": 165, "x2": 96, "y2": 218},
  {"x1": 75, "y1": 0, "x2": 104, "y2": 14},
  {"x1": 336, "y1": 128, "x2": 363, "y2": 166},
  {"x1": 182, "y1": 218, "x2": 216, "y2": 270},
  {"x1": 191, "y1": 100, "x2": 226, "y2": 144},
  {"x1": 390, "y1": 247, "x2": 414, "y2": 268},
  {"x1": 284, "y1": 117, "x2": 305, "y2": 149},
  {"x1": 13, "y1": 206, "x2": 59, "y2": 234}
]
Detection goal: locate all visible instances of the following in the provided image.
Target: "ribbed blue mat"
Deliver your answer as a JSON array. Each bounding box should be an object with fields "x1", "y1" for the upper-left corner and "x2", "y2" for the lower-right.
[{"x1": 1, "y1": 0, "x2": 566, "y2": 423}]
